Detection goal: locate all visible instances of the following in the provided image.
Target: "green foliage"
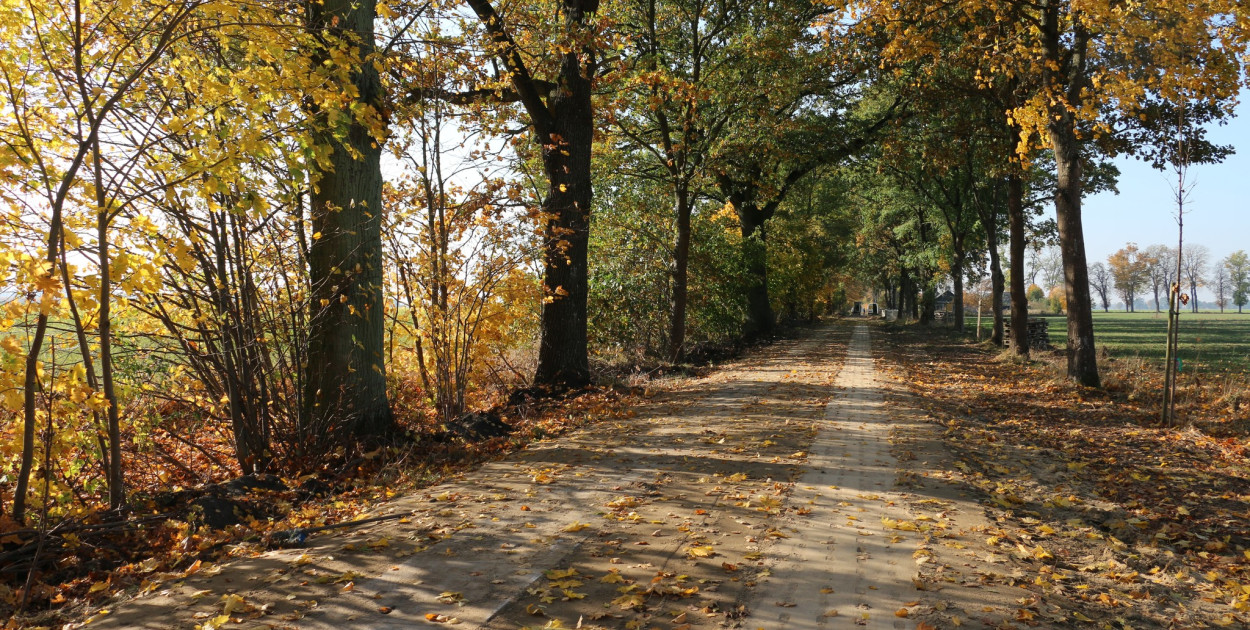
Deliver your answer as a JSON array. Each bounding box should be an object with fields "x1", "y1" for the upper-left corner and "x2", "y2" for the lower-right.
[
  {"x1": 587, "y1": 177, "x2": 750, "y2": 359},
  {"x1": 1227, "y1": 251, "x2": 1250, "y2": 312},
  {"x1": 685, "y1": 209, "x2": 749, "y2": 345},
  {"x1": 768, "y1": 174, "x2": 857, "y2": 320},
  {"x1": 587, "y1": 175, "x2": 672, "y2": 360}
]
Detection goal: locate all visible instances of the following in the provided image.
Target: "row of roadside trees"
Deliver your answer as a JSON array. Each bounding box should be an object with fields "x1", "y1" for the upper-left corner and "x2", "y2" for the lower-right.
[
  {"x1": 1091, "y1": 245, "x2": 1250, "y2": 313},
  {"x1": 2, "y1": 0, "x2": 1249, "y2": 530}
]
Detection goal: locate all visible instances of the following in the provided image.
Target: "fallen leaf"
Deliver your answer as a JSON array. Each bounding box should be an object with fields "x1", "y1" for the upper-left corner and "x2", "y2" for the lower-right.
[
  {"x1": 199, "y1": 614, "x2": 231, "y2": 630},
  {"x1": 437, "y1": 591, "x2": 464, "y2": 605},
  {"x1": 600, "y1": 570, "x2": 626, "y2": 584},
  {"x1": 221, "y1": 594, "x2": 248, "y2": 615}
]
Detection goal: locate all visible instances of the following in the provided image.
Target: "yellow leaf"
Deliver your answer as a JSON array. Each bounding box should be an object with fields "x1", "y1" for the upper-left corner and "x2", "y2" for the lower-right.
[
  {"x1": 612, "y1": 593, "x2": 646, "y2": 609},
  {"x1": 687, "y1": 545, "x2": 715, "y2": 558},
  {"x1": 199, "y1": 614, "x2": 231, "y2": 630},
  {"x1": 221, "y1": 593, "x2": 247, "y2": 615},
  {"x1": 0, "y1": 337, "x2": 21, "y2": 355},
  {"x1": 437, "y1": 591, "x2": 463, "y2": 604},
  {"x1": 88, "y1": 581, "x2": 110, "y2": 593},
  {"x1": 562, "y1": 522, "x2": 590, "y2": 533}
]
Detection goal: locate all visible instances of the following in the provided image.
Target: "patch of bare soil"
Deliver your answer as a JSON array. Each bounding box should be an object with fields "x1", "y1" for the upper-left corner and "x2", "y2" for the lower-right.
[
  {"x1": 878, "y1": 324, "x2": 1250, "y2": 629},
  {"x1": 62, "y1": 325, "x2": 849, "y2": 630}
]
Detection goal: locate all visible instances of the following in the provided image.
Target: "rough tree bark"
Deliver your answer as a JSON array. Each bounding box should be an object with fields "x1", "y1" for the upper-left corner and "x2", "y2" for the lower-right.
[
  {"x1": 668, "y1": 189, "x2": 692, "y2": 361},
  {"x1": 1041, "y1": 1, "x2": 1099, "y2": 386},
  {"x1": 736, "y1": 202, "x2": 774, "y2": 339},
  {"x1": 951, "y1": 245, "x2": 966, "y2": 331},
  {"x1": 463, "y1": 0, "x2": 595, "y2": 387},
  {"x1": 1007, "y1": 174, "x2": 1030, "y2": 357},
  {"x1": 974, "y1": 184, "x2": 1004, "y2": 345},
  {"x1": 302, "y1": 0, "x2": 394, "y2": 444}
]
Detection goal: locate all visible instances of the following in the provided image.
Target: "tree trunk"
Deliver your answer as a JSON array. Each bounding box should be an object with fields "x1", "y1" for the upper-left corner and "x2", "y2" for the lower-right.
[
  {"x1": 461, "y1": 0, "x2": 596, "y2": 389},
  {"x1": 1040, "y1": 0, "x2": 1098, "y2": 386},
  {"x1": 901, "y1": 269, "x2": 916, "y2": 320},
  {"x1": 302, "y1": 0, "x2": 393, "y2": 445},
  {"x1": 973, "y1": 175, "x2": 1005, "y2": 344},
  {"x1": 93, "y1": 154, "x2": 124, "y2": 510},
  {"x1": 988, "y1": 235, "x2": 1005, "y2": 346},
  {"x1": 533, "y1": 48, "x2": 593, "y2": 387},
  {"x1": 910, "y1": 270, "x2": 920, "y2": 320},
  {"x1": 920, "y1": 284, "x2": 936, "y2": 324},
  {"x1": 737, "y1": 202, "x2": 774, "y2": 339},
  {"x1": 952, "y1": 248, "x2": 965, "y2": 331},
  {"x1": 1008, "y1": 174, "x2": 1029, "y2": 357},
  {"x1": 668, "y1": 189, "x2": 692, "y2": 361},
  {"x1": 1049, "y1": 119, "x2": 1100, "y2": 387}
]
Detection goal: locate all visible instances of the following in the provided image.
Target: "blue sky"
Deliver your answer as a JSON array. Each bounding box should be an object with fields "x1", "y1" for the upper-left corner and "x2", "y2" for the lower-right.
[{"x1": 1080, "y1": 98, "x2": 1249, "y2": 302}]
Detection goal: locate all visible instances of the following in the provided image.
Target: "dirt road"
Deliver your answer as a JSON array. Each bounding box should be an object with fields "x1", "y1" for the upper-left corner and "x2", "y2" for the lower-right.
[{"x1": 83, "y1": 323, "x2": 981, "y2": 630}]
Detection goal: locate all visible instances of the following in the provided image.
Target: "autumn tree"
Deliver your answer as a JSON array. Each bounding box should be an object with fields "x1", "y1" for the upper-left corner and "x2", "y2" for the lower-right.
[
  {"x1": 454, "y1": 0, "x2": 603, "y2": 387},
  {"x1": 1088, "y1": 262, "x2": 1112, "y2": 312},
  {"x1": 1143, "y1": 245, "x2": 1175, "y2": 312},
  {"x1": 0, "y1": 0, "x2": 217, "y2": 522},
  {"x1": 121, "y1": 2, "x2": 332, "y2": 474},
  {"x1": 1108, "y1": 245, "x2": 1149, "y2": 313},
  {"x1": 1226, "y1": 251, "x2": 1250, "y2": 314},
  {"x1": 1180, "y1": 245, "x2": 1210, "y2": 313},
  {"x1": 612, "y1": 0, "x2": 776, "y2": 358},
  {"x1": 704, "y1": 10, "x2": 898, "y2": 340},
  {"x1": 298, "y1": 0, "x2": 396, "y2": 446},
  {"x1": 881, "y1": 138, "x2": 984, "y2": 332},
  {"x1": 847, "y1": 0, "x2": 1245, "y2": 386},
  {"x1": 1212, "y1": 264, "x2": 1230, "y2": 313},
  {"x1": 384, "y1": 26, "x2": 538, "y2": 422}
]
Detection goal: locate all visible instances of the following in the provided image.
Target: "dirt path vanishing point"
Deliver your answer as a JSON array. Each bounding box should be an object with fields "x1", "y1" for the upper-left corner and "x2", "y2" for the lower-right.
[{"x1": 81, "y1": 323, "x2": 993, "y2": 630}]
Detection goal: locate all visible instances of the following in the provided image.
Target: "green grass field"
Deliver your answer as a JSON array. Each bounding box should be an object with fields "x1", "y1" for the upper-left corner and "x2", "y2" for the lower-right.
[{"x1": 1010, "y1": 311, "x2": 1250, "y2": 373}]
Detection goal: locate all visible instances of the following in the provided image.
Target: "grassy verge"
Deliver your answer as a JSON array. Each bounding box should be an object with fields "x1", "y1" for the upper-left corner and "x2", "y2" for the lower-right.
[{"x1": 976, "y1": 311, "x2": 1250, "y2": 374}]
